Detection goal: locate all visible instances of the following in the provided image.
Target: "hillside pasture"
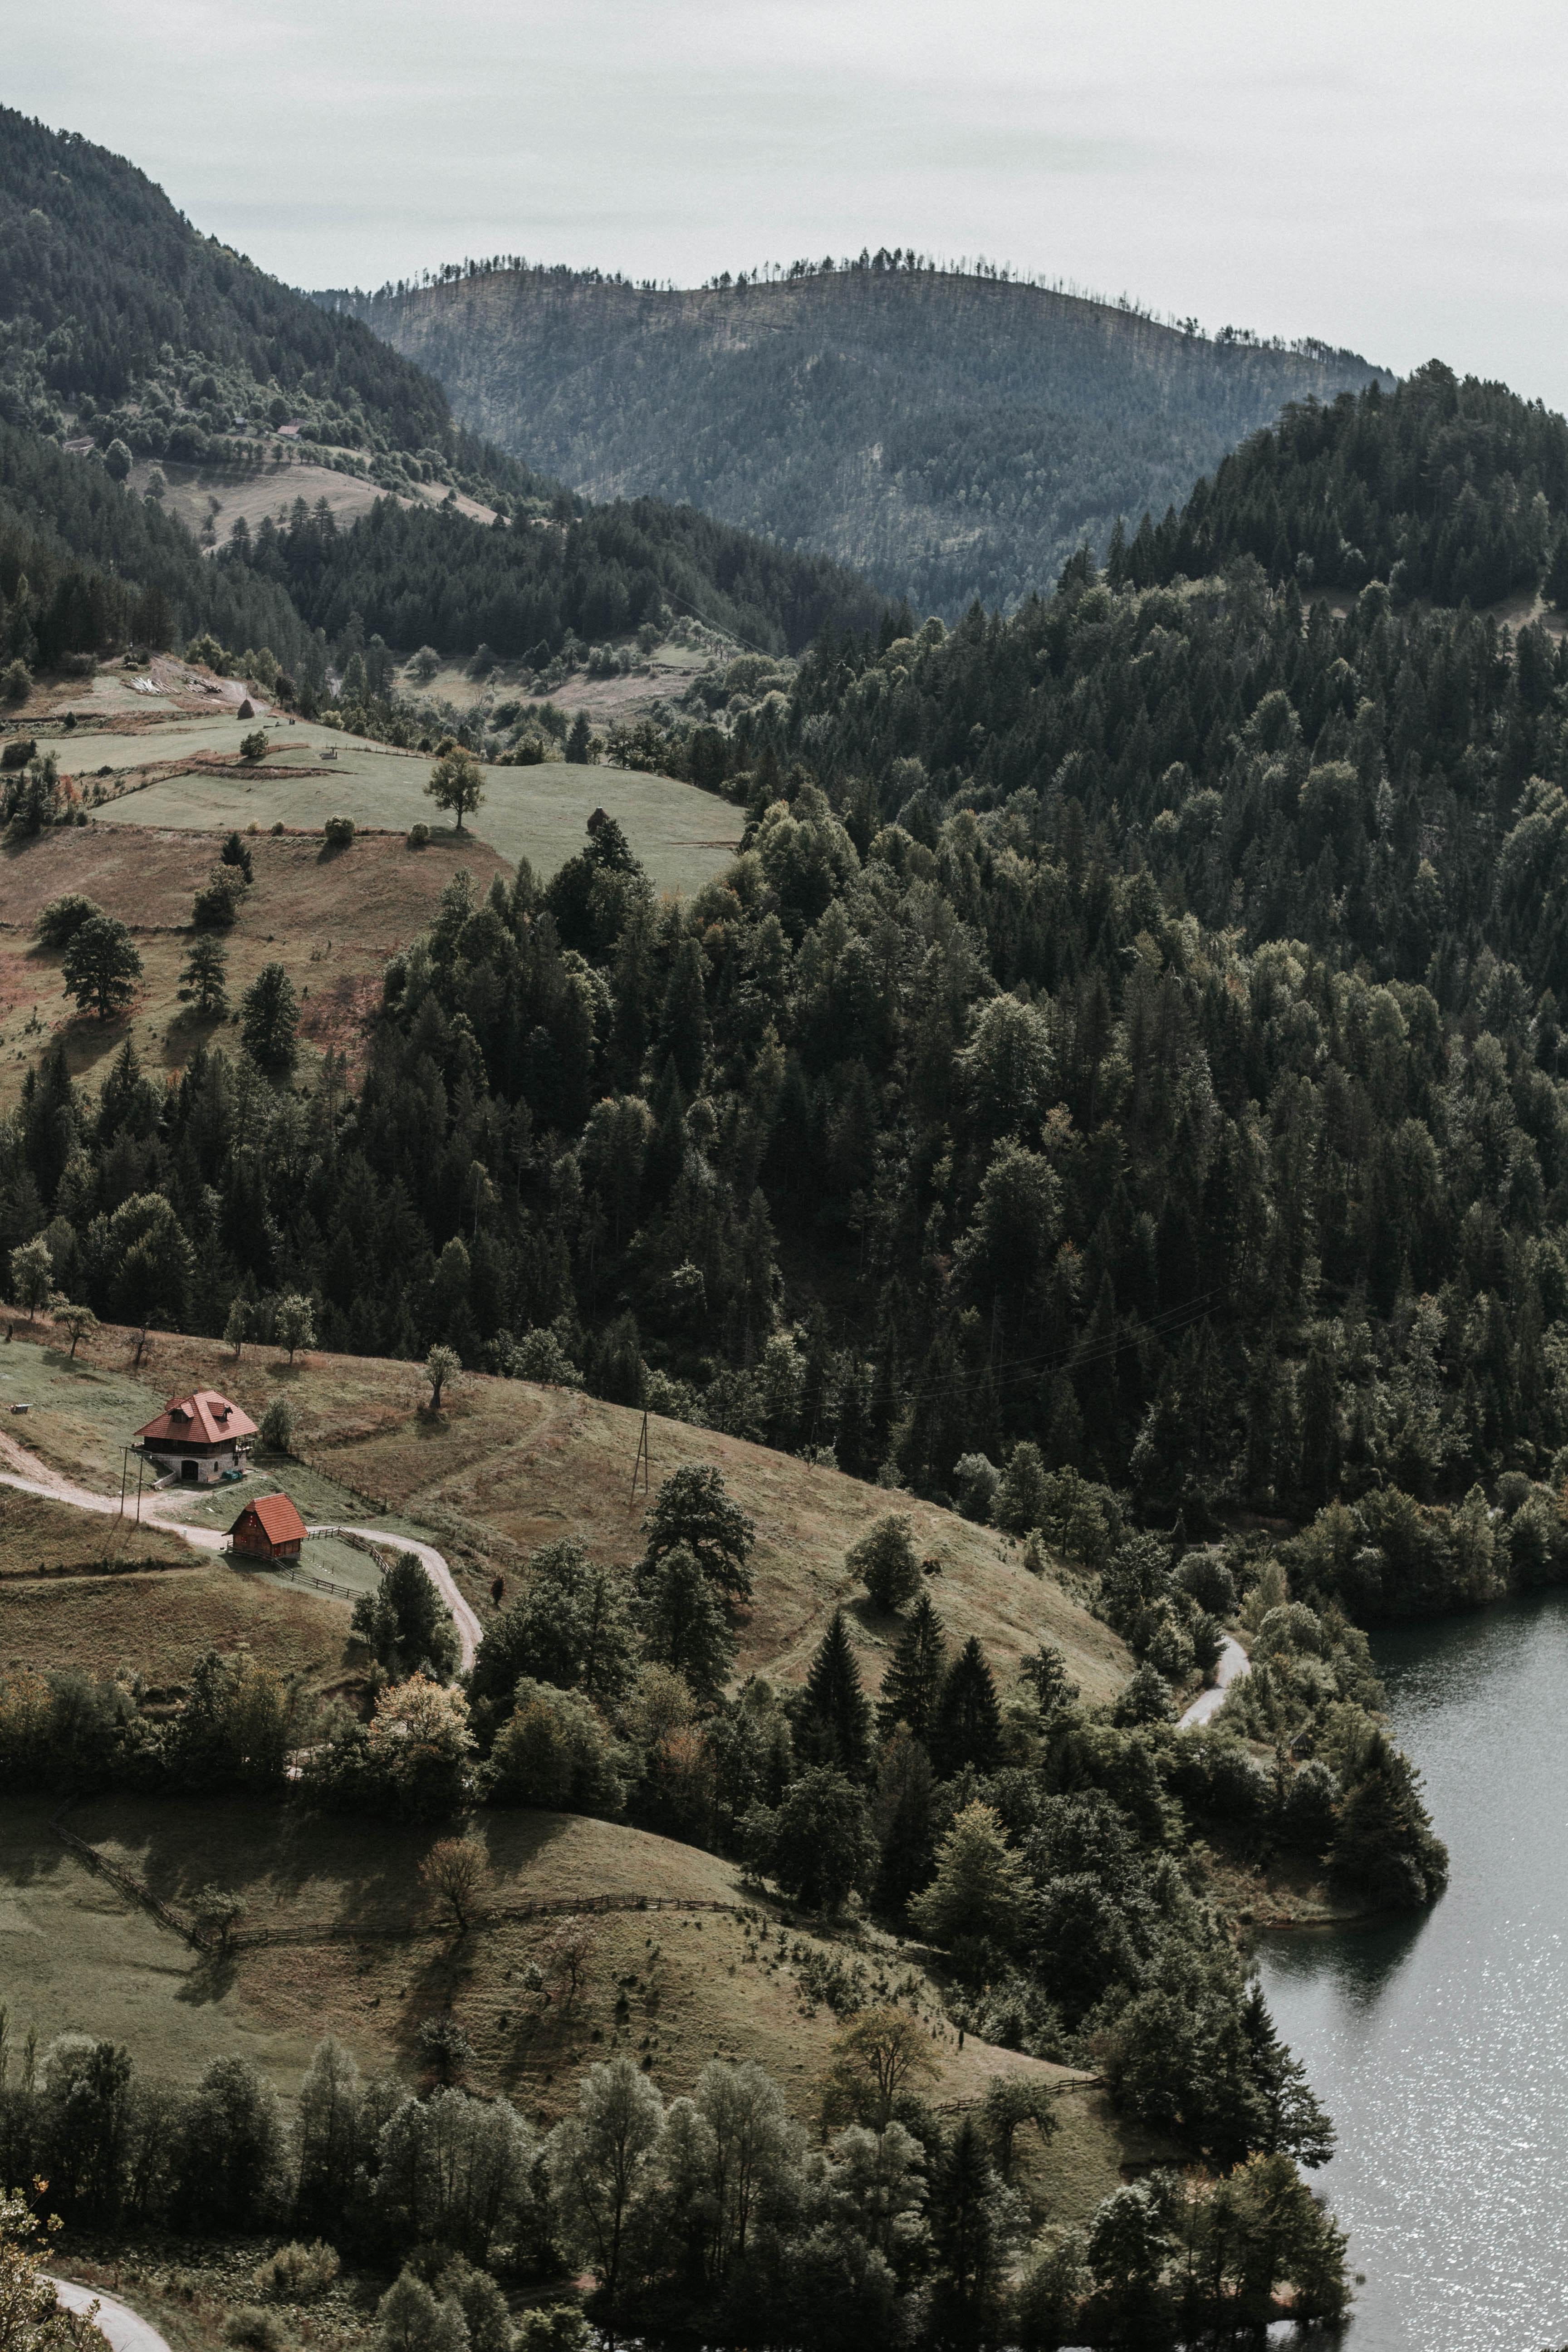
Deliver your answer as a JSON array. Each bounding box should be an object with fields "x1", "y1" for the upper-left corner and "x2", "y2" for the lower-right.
[
  {"x1": 0, "y1": 1791, "x2": 1140, "y2": 2222},
  {"x1": 86, "y1": 735, "x2": 739, "y2": 894},
  {"x1": 0, "y1": 1486, "x2": 193, "y2": 1577},
  {"x1": 0, "y1": 822, "x2": 511, "y2": 1110},
  {"x1": 10, "y1": 1322, "x2": 1129, "y2": 1705},
  {"x1": 0, "y1": 1553, "x2": 358, "y2": 1688}
]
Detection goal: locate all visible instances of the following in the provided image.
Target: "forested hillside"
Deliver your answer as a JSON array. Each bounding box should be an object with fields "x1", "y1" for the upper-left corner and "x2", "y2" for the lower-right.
[
  {"x1": 14, "y1": 365, "x2": 1568, "y2": 1641},
  {"x1": 318, "y1": 255, "x2": 1388, "y2": 616},
  {"x1": 1115, "y1": 360, "x2": 1568, "y2": 607},
  {"x1": 0, "y1": 107, "x2": 540, "y2": 508},
  {"x1": 0, "y1": 110, "x2": 882, "y2": 676}
]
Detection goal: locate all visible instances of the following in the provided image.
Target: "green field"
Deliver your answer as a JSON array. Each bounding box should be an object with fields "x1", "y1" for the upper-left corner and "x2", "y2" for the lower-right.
[{"x1": 71, "y1": 722, "x2": 739, "y2": 893}]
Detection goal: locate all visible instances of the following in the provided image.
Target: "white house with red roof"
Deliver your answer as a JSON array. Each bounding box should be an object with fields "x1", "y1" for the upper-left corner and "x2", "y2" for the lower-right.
[{"x1": 132, "y1": 1389, "x2": 257, "y2": 1486}]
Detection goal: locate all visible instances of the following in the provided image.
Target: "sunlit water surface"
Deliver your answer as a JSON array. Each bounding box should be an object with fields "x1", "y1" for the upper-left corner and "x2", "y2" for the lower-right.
[{"x1": 1256, "y1": 1589, "x2": 1568, "y2": 2352}]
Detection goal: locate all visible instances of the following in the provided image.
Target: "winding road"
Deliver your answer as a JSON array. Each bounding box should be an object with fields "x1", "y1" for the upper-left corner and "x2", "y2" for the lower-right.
[
  {"x1": 0, "y1": 1440, "x2": 478, "y2": 1668},
  {"x1": 45, "y1": 2276, "x2": 170, "y2": 2352},
  {"x1": 1177, "y1": 1632, "x2": 1251, "y2": 1728}
]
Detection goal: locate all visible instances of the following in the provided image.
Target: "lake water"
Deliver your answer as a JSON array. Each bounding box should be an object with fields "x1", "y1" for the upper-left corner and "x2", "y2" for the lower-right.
[{"x1": 1256, "y1": 1588, "x2": 1568, "y2": 2352}]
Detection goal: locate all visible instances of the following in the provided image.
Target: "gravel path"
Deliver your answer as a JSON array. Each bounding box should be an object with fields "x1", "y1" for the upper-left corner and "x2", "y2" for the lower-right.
[
  {"x1": 1177, "y1": 1632, "x2": 1251, "y2": 1728},
  {"x1": 45, "y1": 2276, "x2": 171, "y2": 2352}
]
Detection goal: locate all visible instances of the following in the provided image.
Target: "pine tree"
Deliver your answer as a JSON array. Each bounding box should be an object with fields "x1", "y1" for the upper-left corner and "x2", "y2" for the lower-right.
[
  {"x1": 1240, "y1": 1983, "x2": 1335, "y2": 2169},
  {"x1": 932, "y1": 1636, "x2": 1002, "y2": 1776},
  {"x1": 796, "y1": 1608, "x2": 872, "y2": 1781},
  {"x1": 875, "y1": 1591, "x2": 948, "y2": 1744},
  {"x1": 872, "y1": 1726, "x2": 936, "y2": 1914},
  {"x1": 659, "y1": 934, "x2": 710, "y2": 1093}
]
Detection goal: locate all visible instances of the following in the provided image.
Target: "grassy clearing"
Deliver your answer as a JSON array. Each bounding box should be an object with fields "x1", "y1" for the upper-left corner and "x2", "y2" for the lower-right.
[
  {"x1": 0, "y1": 1798, "x2": 350, "y2": 2097},
  {"x1": 87, "y1": 739, "x2": 738, "y2": 895},
  {"x1": 0, "y1": 1487, "x2": 192, "y2": 1576},
  {"x1": 0, "y1": 1559, "x2": 357, "y2": 1690},
  {"x1": 0, "y1": 824, "x2": 510, "y2": 1111},
  {"x1": 9, "y1": 1321, "x2": 1129, "y2": 1703},
  {"x1": 2, "y1": 1791, "x2": 1135, "y2": 2221}
]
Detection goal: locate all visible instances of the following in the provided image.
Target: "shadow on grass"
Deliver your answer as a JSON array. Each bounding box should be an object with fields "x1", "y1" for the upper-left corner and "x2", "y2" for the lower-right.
[{"x1": 175, "y1": 1948, "x2": 240, "y2": 2006}]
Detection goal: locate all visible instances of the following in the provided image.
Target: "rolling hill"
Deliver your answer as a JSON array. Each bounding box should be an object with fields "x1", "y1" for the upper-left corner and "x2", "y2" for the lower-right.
[{"x1": 317, "y1": 256, "x2": 1391, "y2": 617}]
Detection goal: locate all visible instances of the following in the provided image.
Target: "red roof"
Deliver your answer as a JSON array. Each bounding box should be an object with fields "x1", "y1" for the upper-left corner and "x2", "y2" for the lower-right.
[
  {"x1": 135, "y1": 1389, "x2": 258, "y2": 1445},
  {"x1": 232, "y1": 1493, "x2": 308, "y2": 1545}
]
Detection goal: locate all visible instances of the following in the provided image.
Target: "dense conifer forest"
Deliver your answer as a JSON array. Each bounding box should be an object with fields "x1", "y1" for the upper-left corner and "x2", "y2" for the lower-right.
[
  {"x1": 317, "y1": 255, "x2": 1388, "y2": 617},
  {"x1": 12, "y1": 364, "x2": 1568, "y2": 1637}
]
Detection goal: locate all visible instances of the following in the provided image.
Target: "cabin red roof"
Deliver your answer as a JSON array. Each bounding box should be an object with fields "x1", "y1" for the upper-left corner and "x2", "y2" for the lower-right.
[
  {"x1": 232, "y1": 1493, "x2": 308, "y2": 1546},
  {"x1": 134, "y1": 1389, "x2": 258, "y2": 1446}
]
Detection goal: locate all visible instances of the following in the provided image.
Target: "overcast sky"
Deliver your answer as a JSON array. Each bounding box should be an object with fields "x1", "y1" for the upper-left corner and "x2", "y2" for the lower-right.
[{"x1": 11, "y1": 0, "x2": 1568, "y2": 408}]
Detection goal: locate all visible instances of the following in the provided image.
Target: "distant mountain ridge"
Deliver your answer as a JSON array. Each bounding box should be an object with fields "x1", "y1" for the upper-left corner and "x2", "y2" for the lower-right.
[
  {"x1": 0, "y1": 113, "x2": 884, "y2": 671},
  {"x1": 317, "y1": 258, "x2": 1392, "y2": 617}
]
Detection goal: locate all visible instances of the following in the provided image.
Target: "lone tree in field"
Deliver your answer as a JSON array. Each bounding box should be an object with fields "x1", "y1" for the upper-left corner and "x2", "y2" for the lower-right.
[
  {"x1": 980, "y1": 2074, "x2": 1058, "y2": 2180},
  {"x1": 193, "y1": 1884, "x2": 249, "y2": 1952},
  {"x1": 260, "y1": 1395, "x2": 294, "y2": 1455},
  {"x1": 821, "y1": 2004, "x2": 940, "y2": 2132},
  {"x1": 641, "y1": 1464, "x2": 756, "y2": 1602},
  {"x1": 419, "y1": 1835, "x2": 492, "y2": 1933},
  {"x1": 274, "y1": 1293, "x2": 316, "y2": 1363},
  {"x1": 179, "y1": 933, "x2": 229, "y2": 1019},
  {"x1": 62, "y1": 912, "x2": 142, "y2": 1022},
  {"x1": 241, "y1": 962, "x2": 299, "y2": 1072},
  {"x1": 847, "y1": 1513, "x2": 921, "y2": 1612},
  {"x1": 225, "y1": 1296, "x2": 250, "y2": 1359},
  {"x1": 239, "y1": 730, "x2": 268, "y2": 764},
  {"x1": 9, "y1": 1236, "x2": 54, "y2": 1321},
  {"x1": 426, "y1": 745, "x2": 485, "y2": 833},
  {"x1": 541, "y1": 1916, "x2": 601, "y2": 2009},
  {"x1": 424, "y1": 1343, "x2": 461, "y2": 1413},
  {"x1": 57, "y1": 1301, "x2": 98, "y2": 1358}
]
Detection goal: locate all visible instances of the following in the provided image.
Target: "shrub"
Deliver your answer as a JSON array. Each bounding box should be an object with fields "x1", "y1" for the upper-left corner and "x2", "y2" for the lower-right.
[
  {"x1": 223, "y1": 2313, "x2": 286, "y2": 2352},
  {"x1": 193, "y1": 873, "x2": 243, "y2": 928},
  {"x1": 254, "y1": 2242, "x2": 341, "y2": 2302},
  {"x1": 488, "y1": 1678, "x2": 625, "y2": 1813},
  {"x1": 260, "y1": 1396, "x2": 295, "y2": 1455},
  {"x1": 37, "y1": 893, "x2": 104, "y2": 948},
  {"x1": 514, "y1": 2310, "x2": 590, "y2": 2352},
  {"x1": 240, "y1": 730, "x2": 268, "y2": 764},
  {"x1": 407, "y1": 821, "x2": 431, "y2": 848},
  {"x1": 323, "y1": 814, "x2": 355, "y2": 847},
  {"x1": 0, "y1": 735, "x2": 35, "y2": 769},
  {"x1": 416, "y1": 2014, "x2": 474, "y2": 2085},
  {"x1": 953, "y1": 1453, "x2": 1000, "y2": 1522}
]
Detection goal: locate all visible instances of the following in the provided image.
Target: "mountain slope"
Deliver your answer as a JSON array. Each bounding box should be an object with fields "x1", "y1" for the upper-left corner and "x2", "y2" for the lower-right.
[
  {"x1": 1117, "y1": 357, "x2": 1568, "y2": 607},
  {"x1": 318, "y1": 258, "x2": 1391, "y2": 616},
  {"x1": 0, "y1": 113, "x2": 884, "y2": 673}
]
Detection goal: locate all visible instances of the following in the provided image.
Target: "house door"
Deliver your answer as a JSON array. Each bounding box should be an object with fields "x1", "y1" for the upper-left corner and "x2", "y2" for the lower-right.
[{"x1": 181, "y1": 1459, "x2": 198, "y2": 1483}]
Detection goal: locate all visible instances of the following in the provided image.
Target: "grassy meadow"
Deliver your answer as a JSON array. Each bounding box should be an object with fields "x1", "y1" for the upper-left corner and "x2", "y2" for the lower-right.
[
  {"x1": 0, "y1": 1791, "x2": 1148, "y2": 2226},
  {"x1": 86, "y1": 737, "x2": 738, "y2": 894},
  {"x1": 2, "y1": 1318, "x2": 1130, "y2": 1705}
]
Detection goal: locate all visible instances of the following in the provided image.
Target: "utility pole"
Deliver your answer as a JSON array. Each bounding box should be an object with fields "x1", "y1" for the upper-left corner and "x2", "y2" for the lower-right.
[
  {"x1": 134, "y1": 1450, "x2": 146, "y2": 1525},
  {"x1": 118, "y1": 1446, "x2": 130, "y2": 1519},
  {"x1": 629, "y1": 1410, "x2": 650, "y2": 1503}
]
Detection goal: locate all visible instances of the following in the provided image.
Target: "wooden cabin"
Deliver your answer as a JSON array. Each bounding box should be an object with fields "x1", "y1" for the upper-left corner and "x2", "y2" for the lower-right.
[
  {"x1": 228, "y1": 1492, "x2": 307, "y2": 1562},
  {"x1": 134, "y1": 1389, "x2": 257, "y2": 1485}
]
